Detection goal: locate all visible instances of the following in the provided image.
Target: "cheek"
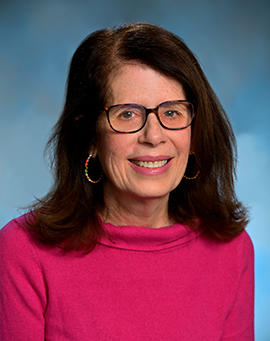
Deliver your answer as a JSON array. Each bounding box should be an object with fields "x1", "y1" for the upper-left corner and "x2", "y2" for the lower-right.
[
  {"x1": 174, "y1": 130, "x2": 191, "y2": 155},
  {"x1": 97, "y1": 134, "x2": 131, "y2": 172}
]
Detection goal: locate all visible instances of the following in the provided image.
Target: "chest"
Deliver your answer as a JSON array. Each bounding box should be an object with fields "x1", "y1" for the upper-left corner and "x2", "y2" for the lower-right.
[{"x1": 43, "y1": 247, "x2": 237, "y2": 340}]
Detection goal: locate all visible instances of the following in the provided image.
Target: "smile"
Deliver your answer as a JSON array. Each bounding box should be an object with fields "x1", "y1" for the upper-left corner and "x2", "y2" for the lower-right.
[{"x1": 130, "y1": 159, "x2": 169, "y2": 168}]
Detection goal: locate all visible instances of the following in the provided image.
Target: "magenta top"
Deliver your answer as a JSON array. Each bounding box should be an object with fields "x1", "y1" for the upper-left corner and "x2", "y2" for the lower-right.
[{"x1": 0, "y1": 214, "x2": 254, "y2": 340}]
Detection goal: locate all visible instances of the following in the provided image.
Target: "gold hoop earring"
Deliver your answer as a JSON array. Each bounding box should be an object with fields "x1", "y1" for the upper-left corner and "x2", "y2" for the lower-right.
[
  {"x1": 183, "y1": 152, "x2": 200, "y2": 180},
  {"x1": 84, "y1": 153, "x2": 102, "y2": 184},
  {"x1": 183, "y1": 170, "x2": 200, "y2": 180}
]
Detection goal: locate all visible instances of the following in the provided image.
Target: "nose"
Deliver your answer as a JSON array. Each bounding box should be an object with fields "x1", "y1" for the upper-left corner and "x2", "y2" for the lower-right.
[{"x1": 138, "y1": 113, "x2": 166, "y2": 146}]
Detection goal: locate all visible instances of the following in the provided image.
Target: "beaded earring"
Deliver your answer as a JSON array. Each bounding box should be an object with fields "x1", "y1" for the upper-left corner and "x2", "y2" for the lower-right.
[{"x1": 84, "y1": 153, "x2": 102, "y2": 183}]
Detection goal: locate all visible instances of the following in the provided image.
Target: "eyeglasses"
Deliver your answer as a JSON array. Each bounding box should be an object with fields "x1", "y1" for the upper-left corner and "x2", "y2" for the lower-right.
[{"x1": 104, "y1": 100, "x2": 195, "y2": 133}]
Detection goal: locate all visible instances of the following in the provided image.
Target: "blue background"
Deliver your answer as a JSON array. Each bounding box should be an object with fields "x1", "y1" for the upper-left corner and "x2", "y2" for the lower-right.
[{"x1": 0, "y1": 0, "x2": 269, "y2": 339}]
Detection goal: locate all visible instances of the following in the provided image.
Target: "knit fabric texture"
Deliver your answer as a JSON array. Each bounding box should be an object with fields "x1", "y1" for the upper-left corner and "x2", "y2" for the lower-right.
[{"x1": 0, "y1": 214, "x2": 254, "y2": 340}]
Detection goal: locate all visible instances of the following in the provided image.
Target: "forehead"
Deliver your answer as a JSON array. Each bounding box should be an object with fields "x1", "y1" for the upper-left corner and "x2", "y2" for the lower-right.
[{"x1": 107, "y1": 63, "x2": 185, "y2": 106}]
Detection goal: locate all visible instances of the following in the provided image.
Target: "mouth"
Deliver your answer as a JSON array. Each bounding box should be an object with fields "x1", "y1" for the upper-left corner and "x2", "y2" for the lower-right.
[{"x1": 129, "y1": 159, "x2": 170, "y2": 169}]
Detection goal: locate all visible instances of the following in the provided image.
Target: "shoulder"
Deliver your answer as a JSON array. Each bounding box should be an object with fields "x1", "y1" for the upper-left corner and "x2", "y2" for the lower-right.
[
  {"x1": 197, "y1": 229, "x2": 254, "y2": 271},
  {"x1": 233, "y1": 229, "x2": 253, "y2": 248},
  {"x1": 224, "y1": 230, "x2": 254, "y2": 272},
  {"x1": 1, "y1": 212, "x2": 31, "y2": 241},
  {"x1": 0, "y1": 212, "x2": 38, "y2": 260},
  {"x1": 233, "y1": 230, "x2": 254, "y2": 270},
  {"x1": 226, "y1": 230, "x2": 254, "y2": 261},
  {"x1": 201, "y1": 229, "x2": 253, "y2": 254}
]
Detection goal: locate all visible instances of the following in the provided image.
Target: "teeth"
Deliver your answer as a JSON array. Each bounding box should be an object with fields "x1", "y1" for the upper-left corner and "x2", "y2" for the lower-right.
[{"x1": 131, "y1": 160, "x2": 168, "y2": 168}]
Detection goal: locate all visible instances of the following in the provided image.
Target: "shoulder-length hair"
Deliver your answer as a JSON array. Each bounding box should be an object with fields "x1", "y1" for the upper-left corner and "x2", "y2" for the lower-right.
[{"x1": 28, "y1": 23, "x2": 248, "y2": 251}]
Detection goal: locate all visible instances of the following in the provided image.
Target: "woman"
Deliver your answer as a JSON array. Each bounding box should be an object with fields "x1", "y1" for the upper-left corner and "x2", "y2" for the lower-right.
[{"x1": 0, "y1": 23, "x2": 254, "y2": 340}]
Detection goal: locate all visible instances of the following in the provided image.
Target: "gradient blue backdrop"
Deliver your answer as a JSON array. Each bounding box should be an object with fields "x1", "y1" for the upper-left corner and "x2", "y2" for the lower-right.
[{"x1": 1, "y1": 0, "x2": 269, "y2": 339}]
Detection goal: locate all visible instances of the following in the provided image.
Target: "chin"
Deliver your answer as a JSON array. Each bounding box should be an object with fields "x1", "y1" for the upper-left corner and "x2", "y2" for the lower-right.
[{"x1": 130, "y1": 185, "x2": 175, "y2": 200}]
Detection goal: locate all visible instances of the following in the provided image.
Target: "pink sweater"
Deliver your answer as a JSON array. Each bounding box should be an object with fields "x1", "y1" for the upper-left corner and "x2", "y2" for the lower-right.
[{"x1": 0, "y1": 214, "x2": 254, "y2": 340}]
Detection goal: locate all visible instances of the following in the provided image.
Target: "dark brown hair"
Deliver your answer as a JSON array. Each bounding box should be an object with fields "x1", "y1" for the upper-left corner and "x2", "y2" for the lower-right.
[{"x1": 27, "y1": 23, "x2": 248, "y2": 251}]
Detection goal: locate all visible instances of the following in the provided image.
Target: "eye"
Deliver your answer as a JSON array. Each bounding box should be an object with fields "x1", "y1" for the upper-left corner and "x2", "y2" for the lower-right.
[
  {"x1": 163, "y1": 110, "x2": 180, "y2": 118},
  {"x1": 119, "y1": 111, "x2": 135, "y2": 119}
]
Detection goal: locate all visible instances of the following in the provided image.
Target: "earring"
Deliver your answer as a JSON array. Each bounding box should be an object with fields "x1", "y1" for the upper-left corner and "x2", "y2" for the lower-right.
[
  {"x1": 183, "y1": 152, "x2": 200, "y2": 180},
  {"x1": 84, "y1": 153, "x2": 102, "y2": 183}
]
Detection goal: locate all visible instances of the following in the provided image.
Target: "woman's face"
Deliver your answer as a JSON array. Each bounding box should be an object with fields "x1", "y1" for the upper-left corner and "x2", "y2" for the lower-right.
[{"x1": 96, "y1": 63, "x2": 191, "y2": 202}]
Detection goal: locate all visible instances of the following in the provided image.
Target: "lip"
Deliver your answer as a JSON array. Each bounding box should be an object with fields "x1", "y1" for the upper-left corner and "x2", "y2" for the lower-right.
[
  {"x1": 128, "y1": 157, "x2": 173, "y2": 175},
  {"x1": 129, "y1": 155, "x2": 172, "y2": 162}
]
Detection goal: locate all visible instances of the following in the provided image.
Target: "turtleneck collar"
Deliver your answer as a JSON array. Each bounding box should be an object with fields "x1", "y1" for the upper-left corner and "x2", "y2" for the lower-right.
[{"x1": 98, "y1": 220, "x2": 199, "y2": 252}]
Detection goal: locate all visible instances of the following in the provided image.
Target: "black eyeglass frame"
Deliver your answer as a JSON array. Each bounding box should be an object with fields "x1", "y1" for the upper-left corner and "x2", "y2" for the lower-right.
[{"x1": 103, "y1": 100, "x2": 195, "y2": 134}]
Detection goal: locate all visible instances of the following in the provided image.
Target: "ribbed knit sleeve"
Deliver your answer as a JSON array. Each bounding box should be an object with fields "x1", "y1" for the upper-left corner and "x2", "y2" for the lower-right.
[
  {"x1": 0, "y1": 218, "x2": 47, "y2": 341},
  {"x1": 221, "y1": 232, "x2": 254, "y2": 340}
]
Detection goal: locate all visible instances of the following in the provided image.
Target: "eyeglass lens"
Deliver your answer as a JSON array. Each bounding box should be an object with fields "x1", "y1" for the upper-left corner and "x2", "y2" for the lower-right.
[{"x1": 108, "y1": 101, "x2": 193, "y2": 133}]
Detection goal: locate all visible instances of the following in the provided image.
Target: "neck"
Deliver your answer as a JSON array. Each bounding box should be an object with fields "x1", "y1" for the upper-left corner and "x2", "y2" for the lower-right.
[{"x1": 100, "y1": 184, "x2": 173, "y2": 228}]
